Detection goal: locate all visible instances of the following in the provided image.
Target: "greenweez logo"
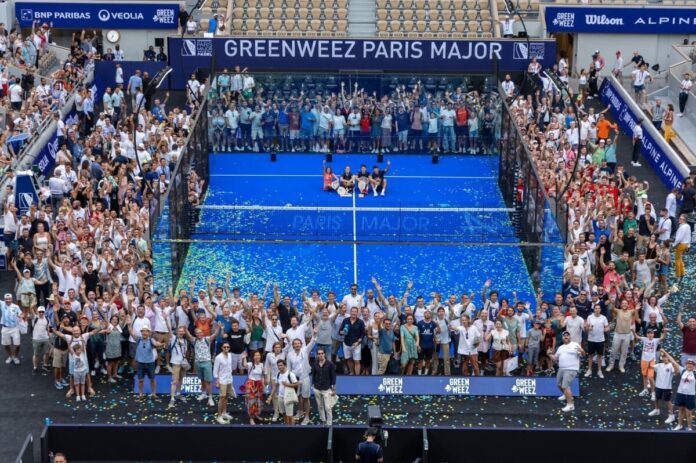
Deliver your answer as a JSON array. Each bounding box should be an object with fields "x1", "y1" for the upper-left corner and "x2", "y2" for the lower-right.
[
  {"x1": 377, "y1": 377, "x2": 403, "y2": 394},
  {"x1": 444, "y1": 377, "x2": 470, "y2": 394},
  {"x1": 511, "y1": 378, "x2": 536, "y2": 395},
  {"x1": 181, "y1": 376, "x2": 203, "y2": 393}
]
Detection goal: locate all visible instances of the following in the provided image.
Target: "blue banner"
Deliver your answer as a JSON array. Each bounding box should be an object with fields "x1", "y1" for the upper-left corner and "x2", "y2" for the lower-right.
[
  {"x1": 15, "y1": 174, "x2": 38, "y2": 216},
  {"x1": 33, "y1": 128, "x2": 59, "y2": 177},
  {"x1": 16, "y1": 2, "x2": 179, "y2": 29},
  {"x1": 167, "y1": 37, "x2": 556, "y2": 88},
  {"x1": 545, "y1": 6, "x2": 696, "y2": 34},
  {"x1": 134, "y1": 374, "x2": 579, "y2": 397},
  {"x1": 599, "y1": 79, "x2": 685, "y2": 191}
]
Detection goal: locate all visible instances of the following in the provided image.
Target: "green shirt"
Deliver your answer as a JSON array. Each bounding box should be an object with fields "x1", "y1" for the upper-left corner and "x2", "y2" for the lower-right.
[
  {"x1": 613, "y1": 258, "x2": 629, "y2": 275},
  {"x1": 623, "y1": 218, "x2": 638, "y2": 235},
  {"x1": 592, "y1": 147, "x2": 606, "y2": 165}
]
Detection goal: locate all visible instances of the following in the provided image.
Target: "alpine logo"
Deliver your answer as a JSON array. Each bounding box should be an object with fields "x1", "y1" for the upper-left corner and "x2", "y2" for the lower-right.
[{"x1": 585, "y1": 14, "x2": 624, "y2": 26}]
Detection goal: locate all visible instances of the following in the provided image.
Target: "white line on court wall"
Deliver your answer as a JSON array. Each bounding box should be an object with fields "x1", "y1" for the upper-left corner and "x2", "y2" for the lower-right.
[
  {"x1": 198, "y1": 205, "x2": 514, "y2": 212},
  {"x1": 210, "y1": 174, "x2": 495, "y2": 179}
]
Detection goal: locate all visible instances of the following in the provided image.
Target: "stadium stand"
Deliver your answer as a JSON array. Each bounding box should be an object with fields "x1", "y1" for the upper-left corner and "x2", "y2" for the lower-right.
[{"x1": 226, "y1": 0, "x2": 349, "y2": 36}]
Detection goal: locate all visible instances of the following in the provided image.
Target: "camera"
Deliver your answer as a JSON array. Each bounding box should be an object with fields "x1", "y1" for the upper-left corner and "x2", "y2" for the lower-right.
[{"x1": 367, "y1": 405, "x2": 388, "y2": 447}]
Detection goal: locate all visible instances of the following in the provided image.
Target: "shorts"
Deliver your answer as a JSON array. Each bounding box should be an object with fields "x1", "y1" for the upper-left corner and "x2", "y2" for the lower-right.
[
  {"x1": 171, "y1": 363, "x2": 186, "y2": 381},
  {"x1": 73, "y1": 370, "x2": 87, "y2": 385},
  {"x1": 1, "y1": 326, "x2": 20, "y2": 346},
  {"x1": 410, "y1": 128, "x2": 422, "y2": 138},
  {"x1": 655, "y1": 387, "x2": 672, "y2": 402},
  {"x1": 419, "y1": 346, "x2": 434, "y2": 360},
  {"x1": 528, "y1": 346, "x2": 540, "y2": 365},
  {"x1": 343, "y1": 343, "x2": 361, "y2": 360},
  {"x1": 154, "y1": 332, "x2": 170, "y2": 346},
  {"x1": 334, "y1": 128, "x2": 344, "y2": 137},
  {"x1": 230, "y1": 353, "x2": 243, "y2": 371},
  {"x1": 634, "y1": 84, "x2": 645, "y2": 93},
  {"x1": 492, "y1": 349, "x2": 509, "y2": 363},
  {"x1": 280, "y1": 399, "x2": 294, "y2": 416},
  {"x1": 289, "y1": 129, "x2": 299, "y2": 140},
  {"x1": 455, "y1": 125, "x2": 469, "y2": 137},
  {"x1": 556, "y1": 368, "x2": 578, "y2": 390},
  {"x1": 469, "y1": 130, "x2": 478, "y2": 139},
  {"x1": 52, "y1": 348, "x2": 68, "y2": 368},
  {"x1": 137, "y1": 362, "x2": 156, "y2": 380},
  {"x1": 398, "y1": 130, "x2": 408, "y2": 143},
  {"x1": 3, "y1": 232, "x2": 14, "y2": 247},
  {"x1": 279, "y1": 124, "x2": 289, "y2": 134},
  {"x1": 674, "y1": 393, "x2": 696, "y2": 410},
  {"x1": 219, "y1": 382, "x2": 236, "y2": 398},
  {"x1": 33, "y1": 339, "x2": 51, "y2": 357},
  {"x1": 641, "y1": 359, "x2": 655, "y2": 377},
  {"x1": 319, "y1": 127, "x2": 330, "y2": 138},
  {"x1": 300, "y1": 128, "x2": 313, "y2": 139},
  {"x1": 587, "y1": 341, "x2": 605, "y2": 356},
  {"x1": 251, "y1": 127, "x2": 264, "y2": 139},
  {"x1": 196, "y1": 360, "x2": 213, "y2": 382},
  {"x1": 299, "y1": 377, "x2": 311, "y2": 398}
]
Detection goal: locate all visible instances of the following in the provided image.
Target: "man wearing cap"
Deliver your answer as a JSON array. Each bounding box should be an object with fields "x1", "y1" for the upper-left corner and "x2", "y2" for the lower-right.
[
  {"x1": 133, "y1": 326, "x2": 164, "y2": 399},
  {"x1": 550, "y1": 331, "x2": 585, "y2": 412},
  {"x1": 1, "y1": 294, "x2": 23, "y2": 364},
  {"x1": 32, "y1": 306, "x2": 51, "y2": 373},
  {"x1": 662, "y1": 350, "x2": 695, "y2": 431}
]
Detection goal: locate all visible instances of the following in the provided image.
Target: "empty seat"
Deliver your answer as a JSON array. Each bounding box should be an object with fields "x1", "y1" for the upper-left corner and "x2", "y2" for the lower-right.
[
  {"x1": 285, "y1": 18, "x2": 296, "y2": 30},
  {"x1": 336, "y1": 8, "x2": 347, "y2": 19},
  {"x1": 429, "y1": 19, "x2": 440, "y2": 31},
  {"x1": 232, "y1": 18, "x2": 244, "y2": 29},
  {"x1": 480, "y1": 20, "x2": 492, "y2": 32},
  {"x1": 403, "y1": 19, "x2": 414, "y2": 32},
  {"x1": 454, "y1": 20, "x2": 466, "y2": 32},
  {"x1": 271, "y1": 18, "x2": 283, "y2": 30},
  {"x1": 260, "y1": 7, "x2": 270, "y2": 17},
  {"x1": 311, "y1": 18, "x2": 321, "y2": 30},
  {"x1": 391, "y1": 19, "x2": 402, "y2": 31},
  {"x1": 311, "y1": 7, "x2": 321, "y2": 18},
  {"x1": 324, "y1": 18, "x2": 335, "y2": 31},
  {"x1": 377, "y1": 19, "x2": 388, "y2": 31},
  {"x1": 336, "y1": 19, "x2": 348, "y2": 33},
  {"x1": 285, "y1": 7, "x2": 296, "y2": 17},
  {"x1": 479, "y1": 10, "x2": 490, "y2": 20},
  {"x1": 467, "y1": 20, "x2": 478, "y2": 31},
  {"x1": 478, "y1": 0, "x2": 489, "y2": 8},
  {"x1": 416, "y1": 20, "x2": 426, "y2": 32},
  {"x1": 377, "y1": 9, "x2": 388, "y2": 20},
  {"x1": 442, "y1": 20, "x2": 453, "y2": 32},
  {"x1": 416, "y1": 10, "x2": 426, "y2": 21},
  {"x1": 232, "y1": 7, "x2": 244, "y2": 18}
]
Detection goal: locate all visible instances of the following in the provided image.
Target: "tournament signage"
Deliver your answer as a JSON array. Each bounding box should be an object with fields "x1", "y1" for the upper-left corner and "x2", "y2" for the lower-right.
[
  {"x1": 599, "y1": 78, "x2": 686, "y2": 190},
  {"x1": 135, "y1": 374, "x2": 580, "y2": 397},
  {"x1": 16, "y1": 2, "x2": 179, "y2": 29},
  {"x1": 545, "y1": 6, "x2": 696, "y2": 34},
  {"x1": 168, "y1": 37, "x2": 556, "y2": 86}
]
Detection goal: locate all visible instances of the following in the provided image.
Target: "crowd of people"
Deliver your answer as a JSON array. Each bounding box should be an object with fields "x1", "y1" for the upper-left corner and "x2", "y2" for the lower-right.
[
  {"x1": 508, "y1": 50, "x2": 696, "y2": 427},
  {"x1": 208, "y1": 74, "x2": 501, "y2": 155},
  {"x1": 1, "y1": 38, "x2": 695, "y2": 432}
]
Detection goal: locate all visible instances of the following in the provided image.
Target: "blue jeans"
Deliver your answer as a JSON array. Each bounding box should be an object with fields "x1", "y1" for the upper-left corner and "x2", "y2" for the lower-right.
[{"x1": 442, "y1": 126, "x2": 455, "y2": 152}]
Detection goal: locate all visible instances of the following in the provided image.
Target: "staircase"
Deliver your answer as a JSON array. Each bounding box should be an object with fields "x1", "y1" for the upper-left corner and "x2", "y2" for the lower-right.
[{"x1": 348, "y1": 0, "x2": 376, "y2": 37}]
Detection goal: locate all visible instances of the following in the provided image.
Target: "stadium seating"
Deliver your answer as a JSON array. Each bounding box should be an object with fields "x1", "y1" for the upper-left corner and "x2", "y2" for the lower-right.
[
  {"x1": 376, "y1": 0, "x2": 495, "y2": 38},
  {"x1": 225, "y1": 0, "x2": 349, "y2": 36}
]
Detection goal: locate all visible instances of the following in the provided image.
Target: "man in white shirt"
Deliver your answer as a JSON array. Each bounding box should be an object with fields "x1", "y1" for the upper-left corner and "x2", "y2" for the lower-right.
[
  {"x1": 678, "y1": 73, "x2": 692, "y2": 116},
  {"x1": 213, "y1": 342, "x2": 236, "y2": 424},
  {"x1": 501, "y1": 74, "x2": 515, "y2": 99},
  {"x1": 649, "y1": 350, "x2": 676, "y2": 423},
  {"x1": 631, "y1": 64, "x2": 652, "y2": 106},
  {"x1": 500, "y1": 15, "x2": 515, "y2": 37},
  {"x1": 674, "y1": 214, "x2": 691, "y2": 281},
  {"x1": 342, "y1": 284, "x2": 363, "y2": 310},
  {"x1": 612, "y1": 50, "x2": 624, "y2": 78},
  {"x1": 584, "y1": 304, "x2": 608, "y2": 378},
  {"x1": 631, "y1": 120, "x2": 644, "y2": 167},
  {"x1": 551, "y1": 331, "x2": 585, "y2": 412},
  {"x1": 286, "y1": 334, "x2": 316, "y2": 425},
  {"x1": 656, "y1": 208, "x2": 672, "y2": 243}
]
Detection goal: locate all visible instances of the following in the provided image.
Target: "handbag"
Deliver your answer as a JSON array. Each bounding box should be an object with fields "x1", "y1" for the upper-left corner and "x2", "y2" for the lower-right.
[
  {"x1": 283, "y1": 374, "x2": 299, "y2": 404},
  {"x1": 18, "y1": 319, "x2": 28, "y2": 335},
  {"x1": 177, "y1": 339, "x2": 191, "y2": 372}
]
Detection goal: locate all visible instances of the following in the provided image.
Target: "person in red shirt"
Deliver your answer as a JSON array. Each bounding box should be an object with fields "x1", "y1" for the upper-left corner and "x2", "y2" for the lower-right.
[
  {"x1": 677, "y1": 308, "x2": 696, "y2": 365},
  {"x1": 455, "y1": 102, "x2": 468, "y2": 153}
]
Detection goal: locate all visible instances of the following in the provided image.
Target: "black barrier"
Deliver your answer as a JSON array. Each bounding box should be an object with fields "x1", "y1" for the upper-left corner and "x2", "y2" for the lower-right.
[
  {"x1": 38, "y1": 424, "x2": 696, "y2": 462},
  {"x1": 428, "y1": 428, "x2": 696, "y2": 462},
  {"x1": 43, "y1": 424, "x2": 329, "y2": 462},
  {"x1": 14, "y1": 434, "x2": 33, "y2": 463}
]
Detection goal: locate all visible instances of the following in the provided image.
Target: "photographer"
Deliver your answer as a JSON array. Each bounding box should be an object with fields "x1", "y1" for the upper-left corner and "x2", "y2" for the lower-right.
[{"x1": 355, "y1": 427, "x2": 384, "y2": 463}]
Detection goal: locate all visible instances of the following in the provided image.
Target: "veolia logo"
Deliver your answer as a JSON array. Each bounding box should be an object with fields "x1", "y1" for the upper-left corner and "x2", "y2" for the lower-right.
[
  {"x1": 585, "y1": 14, "x2": 624, "y2": 26},
  {"x1": 98, "y1": 9, "x2": 145, "y2": 22},
  {"x1": 98, "y1": 10, "x2": 110, "y2": 22}
]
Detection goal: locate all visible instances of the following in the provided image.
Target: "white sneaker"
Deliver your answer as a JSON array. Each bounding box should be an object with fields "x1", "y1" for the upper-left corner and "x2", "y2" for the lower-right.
[
  {"x1": 76, "y1": 396, "x2": 82, "y2": 402},
  {"x1": 562, "y1": 404, "x2": 575, "y2": 412},
  {"x1": 80, "y1": 395, "x2": 86, "y2": 401},
  {"x1": 207, "y1": 397, "x2": 215, "y2": 407},
  {"x1": 108, "y1": 378, "x2": 117, "y2": 384},
  {"x1": 665, "y1": 414, "x2": 676, "y2": 424},
  {"x1": 373, "y1": 191, "x2": 377, "y2": 197},
  {"x1": 619, "y1": 367, "x2": 626, "y2": 373},
  {"x1": 166, "y1": 365, "x2": 173, "y2": 373},
  {"x1": 100, "y1": 368, "x2": 108, "y2": 375},
  {"x1": 673, "y1": 424, "x2": 683, "y2": 431},
  {"x1": 597, "y1": 370, "x2": 604, "y2": 379},
  {"x1": 4, "y1": 357, "x2": 12, "y2": 364},
  {"x1": 301, "y1": 417, "x2": 311, "y2": 425},
  {"x1": 648, "y1": 409, "x2": 660, "y2": 417},
  {"x1": 650, "y1": 392, "x2": 656, "y2": 401},
  {"x1": 678, "y1": 113, "x2": 684, "y2": 117},
  {"x1": 558, "y1": 395, "x2": 566, "y2": 401},
  {"x1": 380, "y1": 191, "x2": 385, "y2": 196},
  {"x1": 606, "y1": 365, "x2": 613, "y2": 372},
  {"x1": 197, "y1": 393, "x2": 207, "y2": 401},
  {"x1": 271, "y1": 412, "x2": 280, "y2": 422},
  {"x1": 634, "y1": 162, "x2": 642, "y2": 167},
  {"x1": 216, "y1": 414, "x2": 229, "y2": 424},
  {"x1": 222, "y1": 413, "x2": 233, "y2": 420},
  {"x1": 168, "y1": 399, "x2": 176, "y2": 409},
  {"x1": 359, "y1": 193, "x2": 364, "y2": 198},
  {"x1": 639, "y1": 389, "x2": 649, "y2": 397},
  {"x1": 90, "y1": 370, "x2": 96, "y2": 376},
  {"x1": 584, "y1": 369, "x2": 592, "y2": 378},
  {"x1": 155, "y1": 365, "x2": 161, "y2": 374},
  {"x1": 12, "y1": 357, "x2": 20, "y2": 365}
]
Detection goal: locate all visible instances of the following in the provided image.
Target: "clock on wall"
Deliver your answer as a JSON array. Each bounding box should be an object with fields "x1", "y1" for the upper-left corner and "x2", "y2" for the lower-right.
[{"x1": 106, "y1": 30, "x2": 120, "y2": 43}]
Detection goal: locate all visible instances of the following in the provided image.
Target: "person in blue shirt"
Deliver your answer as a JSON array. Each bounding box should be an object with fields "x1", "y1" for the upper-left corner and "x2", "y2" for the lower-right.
[
  {"x1": 208, "y1": 15, "x2": 218, "y2": 34},
  {"x1": 300, "y1": 104, "x2": 316, "y2": 152},
  {"x1": 278, "y1": 104, "x2": 290, "y2": 151},
  {"x1": 1, "y1": 293, "x2": 24, "y2": 365},
  {"x1": 417, "y1": 309, "x2": 437, "y2": 375},
  {"x1": 215, "y1": 306, "x2": 234, "y2": 354},
  {"x1": 217, "y1": 70, "x2": 231, "y2": 94}
]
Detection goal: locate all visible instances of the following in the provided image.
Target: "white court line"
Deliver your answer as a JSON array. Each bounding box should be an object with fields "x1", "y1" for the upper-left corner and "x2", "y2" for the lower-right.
[
  {"x1": 210, "y1": 174, "x2": 495, "y2": 179},
  {"x1": 199, "y1": 205, "x2": 514, "y2": 212},
  {"x1": 352, "y1": 188, "x2": 358, "y2": 285}
]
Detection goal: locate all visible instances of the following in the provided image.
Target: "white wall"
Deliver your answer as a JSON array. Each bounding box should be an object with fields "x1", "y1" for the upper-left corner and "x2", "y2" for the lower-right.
[{"x1": 574, "y1": 33, "x2": 696, "y2": 77}]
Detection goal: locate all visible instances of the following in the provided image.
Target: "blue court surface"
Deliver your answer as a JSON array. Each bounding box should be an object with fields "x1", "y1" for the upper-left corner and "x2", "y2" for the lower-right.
[{"x1": 178, "y1": 153, "x2": 535, "y2": 304}]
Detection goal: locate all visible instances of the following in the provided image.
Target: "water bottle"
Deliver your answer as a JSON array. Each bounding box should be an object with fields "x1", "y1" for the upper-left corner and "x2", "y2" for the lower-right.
[{"x1": 44, "y1": 417, "x2": 52, "y2": 426}]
